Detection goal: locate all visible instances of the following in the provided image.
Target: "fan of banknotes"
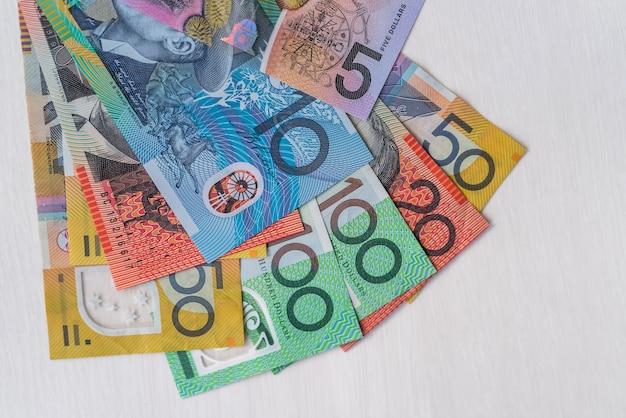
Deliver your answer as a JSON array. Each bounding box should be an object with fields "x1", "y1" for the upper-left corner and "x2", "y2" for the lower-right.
[{"x1": 19, "y1": 0, "x2": 525, "y2": 397}]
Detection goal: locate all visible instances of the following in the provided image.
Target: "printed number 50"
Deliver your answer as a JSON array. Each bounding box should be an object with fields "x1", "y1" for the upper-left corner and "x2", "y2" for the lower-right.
[{"x1": 336, "y1": 43, "x2": 382, "y2": 100}]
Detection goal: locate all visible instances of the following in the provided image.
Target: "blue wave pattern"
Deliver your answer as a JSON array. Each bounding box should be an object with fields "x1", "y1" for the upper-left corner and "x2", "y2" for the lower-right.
[{"x1": 176, "y1": 59, "x2": 372, "y2": 260}]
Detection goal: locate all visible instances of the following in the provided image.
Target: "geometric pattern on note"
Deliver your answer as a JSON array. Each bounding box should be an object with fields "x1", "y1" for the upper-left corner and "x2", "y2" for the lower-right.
[
  {"x1": 316, "y1": 165, "x2": 436, "y2": 321},
  {"x1": 66, "y1": 175, "x2": 108, "y2": 266},
  {"x1": 76, "y1": 164, "x2": 207, "y2": 289}
]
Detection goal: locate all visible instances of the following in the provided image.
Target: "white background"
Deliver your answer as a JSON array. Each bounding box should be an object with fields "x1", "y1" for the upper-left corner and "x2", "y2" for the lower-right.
[{"x1": 1, "y1": 0, "x2": 625, "y2": 417}]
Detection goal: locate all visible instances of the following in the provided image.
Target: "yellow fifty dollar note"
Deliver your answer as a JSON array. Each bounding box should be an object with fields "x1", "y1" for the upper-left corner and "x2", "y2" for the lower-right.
[
  {"x1": 45, "y1": 262, "x2": 244, "y2": 359},
  {"x1": 379, "y1": 55, "x2": 526, "y2": 303},
  {"x1": 381, "y1": 54, "x2": 526, "y2": 211}
]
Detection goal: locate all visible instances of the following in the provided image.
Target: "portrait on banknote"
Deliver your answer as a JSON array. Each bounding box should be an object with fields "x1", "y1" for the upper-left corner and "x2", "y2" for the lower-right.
[
  {"x1": 348, "y1": 111, "x2": 400, "y2": 190},
  {"x1": 68, "y1": 0, "x2": 274, "y2": 194},
  {"x1": 30, "y1": 0, "x2": 373, "y2": 265},
  {"x1": 70, "y1": 0, "x2": 272, "y2": 96}
]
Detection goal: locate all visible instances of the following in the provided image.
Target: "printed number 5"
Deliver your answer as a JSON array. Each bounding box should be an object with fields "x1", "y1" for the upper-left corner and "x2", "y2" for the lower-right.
[{"x1": 335, "y1": 43, "x2": 382, "y2": 100}]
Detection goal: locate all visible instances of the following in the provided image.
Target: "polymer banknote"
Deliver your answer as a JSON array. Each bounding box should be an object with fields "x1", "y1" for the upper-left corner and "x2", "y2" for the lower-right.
[
  {"x1": 68, "y1": 159, "x2": 266, "y2": 266},
  {"x1": 167, "y1": 201, "x2": 362, "y2": 397},
  {"x1": 22, "y1": 31, "x2": 70, "y2": 270},
  {"x1": 380, "y1": 54, "x2": 527, "y2": 210},
  {"x1": 261, "y1": 0, "x2": 424, "y2": 119},
  {"x1": 22, "y1": 32, "x2": 245, "y2": 358},
  {"x1": 316, "y1": 164, "x2": 435, "y2": 321},
  {"x1": 22, "y1": 4, "x2": 302, "y2": 288},
  {"x1": 114, "y1": 0, "x2": 306, "y2": 47},
  {"x1": 29, "y1": 0, "x2": 372, "y2": 266},
  {"x1": 342, "y1": 101, "x2": 489, "y2": 350},
  {"x1": 44, "y1": 261, "x2": 245, "y2": 359}
]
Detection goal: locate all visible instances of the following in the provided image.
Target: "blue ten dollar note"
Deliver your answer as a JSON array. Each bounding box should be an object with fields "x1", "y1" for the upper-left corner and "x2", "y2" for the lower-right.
[
  {"x1": 316, "y1": 165, "x2": 435, "y2": 320},
  {"x1": 34, "y1": 0, "x2": 372, "y2": 263}
]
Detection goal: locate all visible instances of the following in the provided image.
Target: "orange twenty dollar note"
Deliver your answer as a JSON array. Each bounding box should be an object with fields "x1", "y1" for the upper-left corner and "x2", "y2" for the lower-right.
[{"x1": 78, "y1": 163, "x2": 300, "y2": 289}]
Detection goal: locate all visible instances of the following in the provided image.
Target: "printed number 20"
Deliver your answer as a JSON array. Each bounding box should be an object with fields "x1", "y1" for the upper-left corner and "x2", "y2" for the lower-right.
[{"x1": 336, "y1": 43, "x2": 382, "y2": 100}]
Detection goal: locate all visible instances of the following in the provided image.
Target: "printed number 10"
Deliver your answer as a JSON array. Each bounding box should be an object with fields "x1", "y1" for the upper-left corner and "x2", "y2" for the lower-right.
[{"x1": 336, "y1": 43, "x2": 382, "y2": 100}]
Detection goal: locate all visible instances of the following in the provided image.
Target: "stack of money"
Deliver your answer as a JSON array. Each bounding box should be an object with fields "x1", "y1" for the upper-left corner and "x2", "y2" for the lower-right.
[{"x1": 18, "y1": 0, "x2": 526, "y2": 397}]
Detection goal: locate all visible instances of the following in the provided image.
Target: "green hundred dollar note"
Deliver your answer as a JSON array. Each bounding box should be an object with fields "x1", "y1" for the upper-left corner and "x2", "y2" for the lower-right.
[
  {"x1": 316, "y1": 165, "x2": 435, "y2": 321},
  {"x1": 167, "y1": 200, "x2": 362, "y2": 397}
]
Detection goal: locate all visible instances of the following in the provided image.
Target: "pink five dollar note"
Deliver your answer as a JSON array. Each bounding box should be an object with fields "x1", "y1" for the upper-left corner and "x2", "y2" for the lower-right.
[{"x1": 261, "y1": 0, "x2": 425, "y2": 119}]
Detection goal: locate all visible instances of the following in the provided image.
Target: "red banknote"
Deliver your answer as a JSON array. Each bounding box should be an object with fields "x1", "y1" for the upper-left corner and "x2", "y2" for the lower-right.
[{"x1": 78, "y1": 165, "x2": 303, "y2": 289}]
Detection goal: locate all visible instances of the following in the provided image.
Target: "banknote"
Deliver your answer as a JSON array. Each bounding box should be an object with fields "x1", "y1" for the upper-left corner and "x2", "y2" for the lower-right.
[
  {"x1": 77, "y1": 161, "x2": 279, "y2": 269},
  {"x1": 115, "y1": 0, "x2": 308, "y2": 49},
  {"x1": 380, "y1": 54, "x2": 527, "y2": 210},
  {"x1": 22, "y1": 27, "x2": 246, "y2": 358},
  {"x1": 341, "y1": 101, "x2": 490, "y2": 350},
  {"x1": 29, "y1": 0, "x2": 372, "y2": 265},
  {"x1": 22, "y1": 29, "x2": 70, "y2": 269},
  {"x1": 167, "y1": 201, "x2": 362, "y2": 397},
  {"x1": 261, "y1": 0, "x2": 425, "y2": 119},
  {"x1": 22, "y1": 3, "x2": 300, "y2": 288},
  {"x1": 68, "y1": 169, "x2": 267, "y2": 263},
  {"x1": 44, "y1": 261, "x2": 245, "y2": 359},
  {"x1": 316, "y1": 164, "x2": 435, "y2": 321}
]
